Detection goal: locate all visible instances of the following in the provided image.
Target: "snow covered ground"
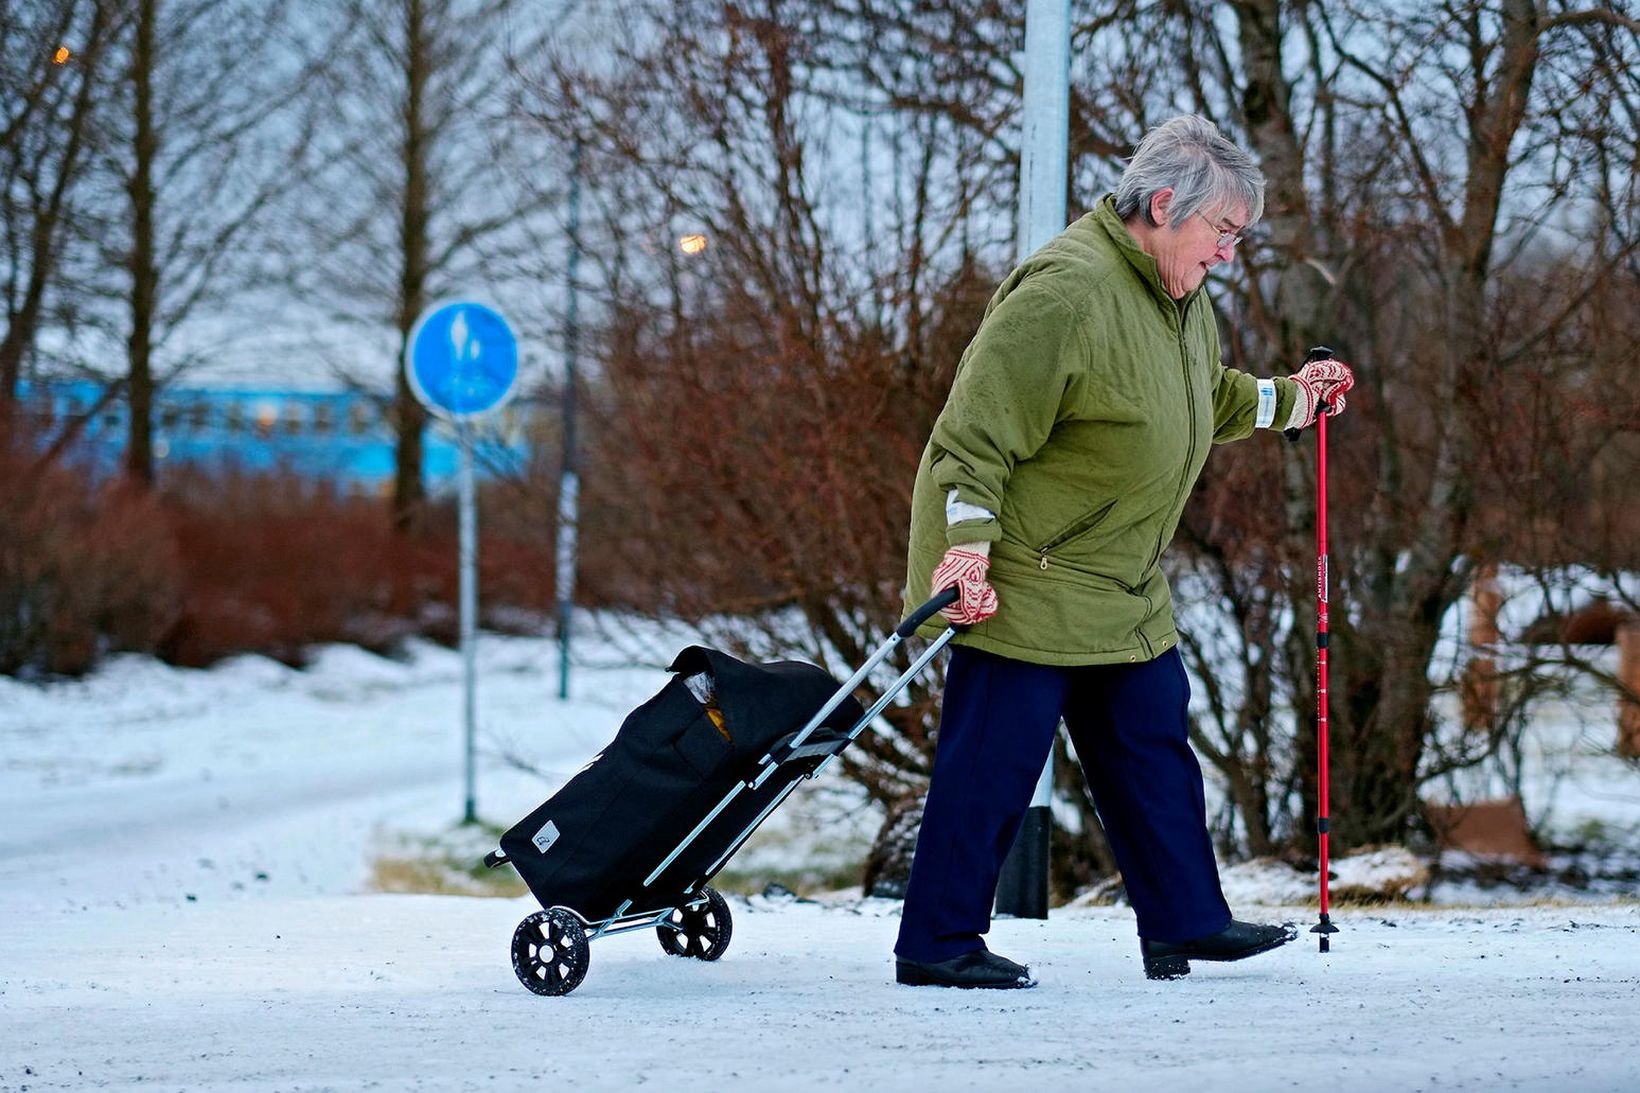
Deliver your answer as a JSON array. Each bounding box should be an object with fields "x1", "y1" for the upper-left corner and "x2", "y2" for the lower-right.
[{"x1": 3, "y1": 621, "x2": 1638, "y2": 1091}]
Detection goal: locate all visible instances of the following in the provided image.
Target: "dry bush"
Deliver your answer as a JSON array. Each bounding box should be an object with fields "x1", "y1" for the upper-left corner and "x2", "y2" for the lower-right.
[
  {"x1": 157, "y1": 470, "x2": 556, "y2": 668},
  {"x1": 0, "y1": 435, "x2": 181, "y2": 676},
  {"x1": 0, "y1": 443, "x2": 560, "y2": 676}
]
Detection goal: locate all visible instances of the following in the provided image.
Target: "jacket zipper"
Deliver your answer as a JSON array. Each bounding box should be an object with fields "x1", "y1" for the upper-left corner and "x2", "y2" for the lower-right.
[
  {"x1": 1147, "y1": 295, "x2": 1201, "y2": 574},
  {"x1": 1037, "y1": 498, "x2": 1119, "y2": 570}
]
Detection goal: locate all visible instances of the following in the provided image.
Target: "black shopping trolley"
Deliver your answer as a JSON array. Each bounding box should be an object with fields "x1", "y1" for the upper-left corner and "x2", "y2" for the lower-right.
[{"x1": 484, "y1": 590, "x2": 958, "y2": 996}]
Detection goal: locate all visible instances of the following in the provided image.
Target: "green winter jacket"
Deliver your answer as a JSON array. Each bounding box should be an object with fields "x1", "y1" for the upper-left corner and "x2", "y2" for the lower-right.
[{"x1": 904, "y1": 195, "x2": 1299, "y2": 665}]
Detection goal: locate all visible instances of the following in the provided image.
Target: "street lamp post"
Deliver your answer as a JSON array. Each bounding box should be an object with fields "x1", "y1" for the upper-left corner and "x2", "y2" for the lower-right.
[
  {"x1": 995, "y1": 0, "x2": 1070, "y2": 921},
  {"x1": 557, "y1": 139, "x2": 583, "y2": 701}
]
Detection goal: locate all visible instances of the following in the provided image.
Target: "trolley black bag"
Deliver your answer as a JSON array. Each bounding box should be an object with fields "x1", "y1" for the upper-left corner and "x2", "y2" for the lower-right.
[
  {"x1": 490, "y1": 590, "x2": 957, "y2": 996},
  {"x1": 497, "y1": 645, "x2": 865, "y2": 922}
]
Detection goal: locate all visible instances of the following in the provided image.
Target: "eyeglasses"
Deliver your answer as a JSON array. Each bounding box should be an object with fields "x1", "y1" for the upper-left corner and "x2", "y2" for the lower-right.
[{"x1": 1194, "y1": 211, "x2": 1248, "y2": 251}]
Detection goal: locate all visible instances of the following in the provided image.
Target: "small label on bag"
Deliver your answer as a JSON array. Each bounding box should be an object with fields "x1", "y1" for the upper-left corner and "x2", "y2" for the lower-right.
[{"x1": 531, "y1": 820, "x2": 560, "y2": 854}]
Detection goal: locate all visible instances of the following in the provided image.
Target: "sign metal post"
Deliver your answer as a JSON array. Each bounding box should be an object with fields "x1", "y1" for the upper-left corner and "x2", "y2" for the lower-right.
[{"x1": 405, "y1": 301, "x2": 520, "y2": 824}]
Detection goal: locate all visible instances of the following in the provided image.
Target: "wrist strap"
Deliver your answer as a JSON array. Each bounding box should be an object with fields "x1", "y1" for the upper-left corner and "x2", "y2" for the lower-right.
[{"x1": 1256, "y1": 379, "x2": 1278, "y2": 429}]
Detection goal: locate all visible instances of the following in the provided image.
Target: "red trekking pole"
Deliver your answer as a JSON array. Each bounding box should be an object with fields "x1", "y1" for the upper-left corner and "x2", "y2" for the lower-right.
[{"x1": 1286, "y1": 345, "x2": 1341, "y2": 953}]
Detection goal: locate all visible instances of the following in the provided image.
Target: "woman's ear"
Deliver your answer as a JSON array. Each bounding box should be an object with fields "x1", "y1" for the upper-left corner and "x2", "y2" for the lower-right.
[{"x1": 1148, "y1": 188, "x2": 1174, "y2": 228}]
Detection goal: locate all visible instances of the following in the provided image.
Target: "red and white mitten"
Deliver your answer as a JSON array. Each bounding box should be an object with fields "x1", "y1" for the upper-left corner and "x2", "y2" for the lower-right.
[
  {"x1": 1287, "y1": 357, "x2": 1355, "y2": 430},
  {"x1": 931, "y1": 544, "x2": 999, "y2": 625}
]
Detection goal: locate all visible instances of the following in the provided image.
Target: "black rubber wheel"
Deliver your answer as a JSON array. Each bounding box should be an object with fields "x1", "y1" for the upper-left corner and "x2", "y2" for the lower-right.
[
  {"x1": 512, "y1": 909, "x2": 590, "y2": 996},
  {"x1": 656, "y1": 887, "x2": 733, "y2": 961}
]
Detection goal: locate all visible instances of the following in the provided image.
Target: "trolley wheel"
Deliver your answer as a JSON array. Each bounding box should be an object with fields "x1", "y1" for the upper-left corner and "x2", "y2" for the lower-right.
[
  {"x1": 511, "y1": 909, "x2": 590, "y2": 996},
  {"x1": 657, "y1": 887, "x2": 733, "y2": 961}
]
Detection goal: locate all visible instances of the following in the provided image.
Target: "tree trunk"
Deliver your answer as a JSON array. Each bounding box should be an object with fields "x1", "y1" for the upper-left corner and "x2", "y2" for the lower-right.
[
  {"x1": 1461, "y1": 562, "x2": 1502, "y2": 732},
  {"x1": 392, "y1": 0, "x2": 430, "y2": 536},
  {"x1": 124, "y1": 0, "x2": 158, "y2": 488}
]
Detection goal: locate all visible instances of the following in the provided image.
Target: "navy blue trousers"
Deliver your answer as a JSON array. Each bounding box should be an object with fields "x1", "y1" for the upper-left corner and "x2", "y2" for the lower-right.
[{"x1": 894, "y1": 645, "x2": 1232, "y2": 962}]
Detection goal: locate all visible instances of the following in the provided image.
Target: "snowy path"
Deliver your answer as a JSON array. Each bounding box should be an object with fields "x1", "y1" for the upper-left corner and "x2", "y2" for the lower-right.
[
  {"x1": 5, "y1": 896, "x2": 1638, "y2": 1091},
  {"x1": 4, "y1": 630, "x2": 1639, "y2": 1090}
]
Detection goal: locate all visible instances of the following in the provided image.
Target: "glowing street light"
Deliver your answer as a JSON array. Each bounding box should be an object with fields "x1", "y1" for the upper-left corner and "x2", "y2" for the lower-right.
[
  {"x1": 678, "y1": 233, "x2": 707, "y2": 256},
  {"x1": 53, "y1": 46, "x2": 72, "y2": 64}
]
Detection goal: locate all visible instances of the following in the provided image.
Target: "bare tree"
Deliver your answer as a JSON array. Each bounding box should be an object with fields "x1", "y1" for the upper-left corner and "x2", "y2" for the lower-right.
[
  {"x1": 0, "y1": 0, "x2": 121, "y2": 415},
  {"x1": 76, "y1": 0, "x2": 323, "y2": 486},
  {"x1": 276, "y1": 0, "x2": 561, "y2": 536}
]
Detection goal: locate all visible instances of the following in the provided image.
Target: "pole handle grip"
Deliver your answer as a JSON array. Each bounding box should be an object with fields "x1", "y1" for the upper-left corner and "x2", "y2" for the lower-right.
[{"x1": 1284, "y1": 345, "x2": 1337, "y2": 443}]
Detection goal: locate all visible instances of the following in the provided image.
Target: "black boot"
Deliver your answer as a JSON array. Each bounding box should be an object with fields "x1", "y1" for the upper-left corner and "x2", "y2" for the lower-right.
[
  {"x1": 1140, "y1": 919, "x2": 1298, "y2": 980},
  {"x1": 896, "y1": 949, "x2": 1037, "y2": 989}
]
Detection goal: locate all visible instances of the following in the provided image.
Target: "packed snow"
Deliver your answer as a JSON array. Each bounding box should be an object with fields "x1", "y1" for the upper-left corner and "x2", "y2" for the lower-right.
[{"x1": 2, "y1": 618, "x2": 1638, "y2": 1092}]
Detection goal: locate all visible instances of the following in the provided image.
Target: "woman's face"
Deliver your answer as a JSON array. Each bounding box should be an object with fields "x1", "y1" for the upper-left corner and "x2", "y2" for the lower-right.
[{"x1": 1146, "y1": 193, "x2": 1249, "y2": 299}]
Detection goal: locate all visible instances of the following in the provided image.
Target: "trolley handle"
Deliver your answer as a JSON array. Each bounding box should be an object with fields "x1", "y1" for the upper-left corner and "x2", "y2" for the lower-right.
[{"x1": 896, "y1": 587, "x2": 960, "y2": 638}]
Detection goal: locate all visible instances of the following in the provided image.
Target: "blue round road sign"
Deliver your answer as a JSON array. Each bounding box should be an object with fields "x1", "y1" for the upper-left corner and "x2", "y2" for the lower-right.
[{"x1": 405, "y1": 301, "x2": 519, "y2": 419}]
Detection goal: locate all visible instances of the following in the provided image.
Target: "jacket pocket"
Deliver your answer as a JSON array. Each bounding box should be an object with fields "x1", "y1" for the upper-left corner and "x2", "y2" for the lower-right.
[{"x1": 1035, "y1": 498, "x2": 1119, "y2": 570}]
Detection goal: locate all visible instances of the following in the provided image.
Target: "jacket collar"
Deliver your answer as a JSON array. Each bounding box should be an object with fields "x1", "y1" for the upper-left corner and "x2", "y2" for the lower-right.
[{"x1": 1087, "y1": 194, "x2": 1201, "y2": 311}]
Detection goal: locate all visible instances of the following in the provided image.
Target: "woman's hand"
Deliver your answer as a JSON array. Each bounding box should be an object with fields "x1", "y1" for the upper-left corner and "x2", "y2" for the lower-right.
[
  {"x1": 931, "y1": 544, "x2": 999, "y2": 625},
  {"x1": 1287, "y1": 357, "x2": 1355, "y2": 430}
]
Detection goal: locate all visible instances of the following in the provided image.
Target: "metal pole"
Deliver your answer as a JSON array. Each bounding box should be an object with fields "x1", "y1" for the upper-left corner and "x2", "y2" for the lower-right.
[
  {"x1": 1016, "y1": 0, "x2": 1071, "y2": 259},
  {"x1": 1287, "y1": 347, "x2": 1341, "y2": 951},
  {"x1": 1313, "y1": 400, "x2": 1339, "y2": 952},
  {"x1": 996, "y1": 0, "x2": 1070, "y2": 921},
  {"x1": 459, "y1": 422, "x2": 478, "y2": 824},
  {"x1": 557, "y1": 139, "x2": 583, "y2": 701}
]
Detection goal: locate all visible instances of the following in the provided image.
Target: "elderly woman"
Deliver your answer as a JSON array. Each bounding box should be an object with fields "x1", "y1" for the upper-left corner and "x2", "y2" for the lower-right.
[{"x1": 894, "y1": 115, "x2": 1354, "y2": 989}]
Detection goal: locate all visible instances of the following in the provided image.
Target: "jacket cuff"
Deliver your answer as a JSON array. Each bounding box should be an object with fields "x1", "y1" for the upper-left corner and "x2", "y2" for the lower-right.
[
  {"x1": 946, "y1": 519, "x2": 1001, "y2": 547},
  {"x1": 943, "y1": 487, "x2": 1001, "y2": 546}
]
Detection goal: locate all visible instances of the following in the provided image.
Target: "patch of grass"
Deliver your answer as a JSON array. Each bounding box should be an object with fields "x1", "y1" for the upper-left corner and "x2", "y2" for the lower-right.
[
  {"x1": 368, "y1": 820, "x2": 527, "y2": 898},
  {"x1": 709, "y1": 858, "x2": 867, "y2": 899},
  {"x1": 369, "y1": 856, "x2": 527, "y2": 897},
  {"x1": 367, "y1": 819, "x2": 868, "y2": 901}
]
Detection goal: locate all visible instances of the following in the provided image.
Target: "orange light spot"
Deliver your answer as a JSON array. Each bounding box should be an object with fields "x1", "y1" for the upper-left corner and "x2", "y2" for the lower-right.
[
  {"x1": 53, "y1": 46, "x2": 72, "y2": 65},
  {"x1": 679, "y1": 234, "x2": 707, "y2": 256}
]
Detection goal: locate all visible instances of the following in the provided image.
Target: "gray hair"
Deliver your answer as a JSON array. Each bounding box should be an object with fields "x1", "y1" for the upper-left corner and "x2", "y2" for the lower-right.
[{"x1": 1113, "y1": 115, "x2": 1265, "y2": 229}]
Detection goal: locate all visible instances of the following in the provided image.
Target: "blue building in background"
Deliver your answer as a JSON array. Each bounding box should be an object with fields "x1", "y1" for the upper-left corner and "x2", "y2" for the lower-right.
[{"x1": 16, "y1": 379, "x2": 534, "y2": 493}]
